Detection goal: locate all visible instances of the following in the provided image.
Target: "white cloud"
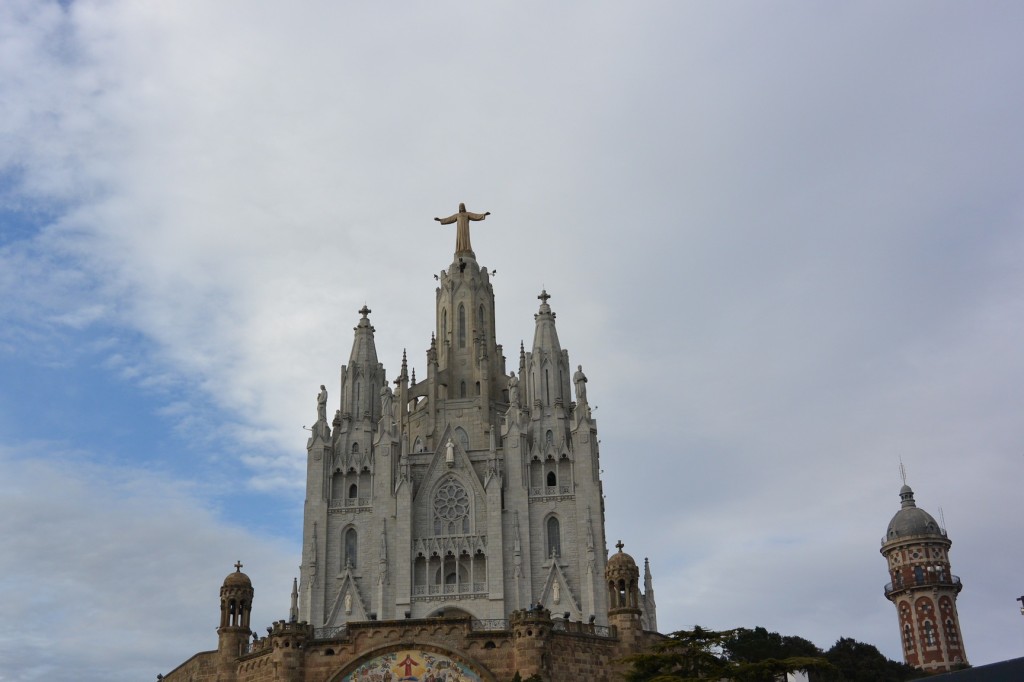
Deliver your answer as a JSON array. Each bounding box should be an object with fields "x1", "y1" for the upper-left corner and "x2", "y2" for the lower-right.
[
  {"x1": 0, "y1": 442, "x2": 298, "y2": 682},
  {"x1": 1, "y1": 0, "x2": 1023, "y2": 674}
]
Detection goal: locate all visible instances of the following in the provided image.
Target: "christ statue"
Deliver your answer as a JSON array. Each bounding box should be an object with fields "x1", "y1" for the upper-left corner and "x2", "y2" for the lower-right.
[{"x1": 435, "y1": 202, "x2": 490, "y2": 255}]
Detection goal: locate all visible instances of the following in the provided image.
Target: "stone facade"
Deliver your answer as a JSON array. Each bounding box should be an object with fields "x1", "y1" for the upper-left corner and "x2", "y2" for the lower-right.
[
  {"x1": 161, "y1": 207, "x2": 659, "y2": 681},
  {"x1": 881, "y1": 483, "x2": 968, "y2": 672}
]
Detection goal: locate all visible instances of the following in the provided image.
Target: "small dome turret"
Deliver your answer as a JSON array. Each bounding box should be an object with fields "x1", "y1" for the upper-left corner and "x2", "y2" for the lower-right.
[
  {"x1": 885, "y1": 484, "x2": 943, "y2": 539},
  {"x1": 219, "y1": 561, "x2": 254, "y2": 633},
  {"x1": 606, "y1": 541, "x2": 641, "y2": 614}
]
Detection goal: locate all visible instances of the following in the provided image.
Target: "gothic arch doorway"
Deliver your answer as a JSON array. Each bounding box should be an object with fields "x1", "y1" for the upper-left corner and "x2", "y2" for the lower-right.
[{"x1": 329, "y1": 643, "x2": 495, "y2": 682}]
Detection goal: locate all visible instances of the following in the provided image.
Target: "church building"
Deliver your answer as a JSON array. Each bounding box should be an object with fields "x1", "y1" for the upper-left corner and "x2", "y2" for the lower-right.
[{"x1": 160, "y1": 205, "x2": 660, "y2": 681}]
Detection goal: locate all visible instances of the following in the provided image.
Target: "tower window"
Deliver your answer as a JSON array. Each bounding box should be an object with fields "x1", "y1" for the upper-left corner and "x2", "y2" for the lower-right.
[
  {"x1": 923, "y1": 621, "x2": 935, "y2": 646},
  {"x1": 547, "y1": 471, "x2": 556, "y2": 487},
  {"x1": 546, "y1": 516, "x2": 561, "y2": 558},
  {"x1": 458, "y1": 304, "x2": 466, "y2": 348},
  {"x1": 344, "y1": 528, "x2": 357, "y2": 568},
  {"x1": 351, "y1": 442, "x2": 360, "y2": 454},
  {"x1": 454, "y1": 427, "x2": 469, "y2": 451},
  {"x1": 460, "y1": 381, "x2": 466, "y2": 398},
  {"x1": 348, "y1": 484, "x2": 358, "y2": 499}
]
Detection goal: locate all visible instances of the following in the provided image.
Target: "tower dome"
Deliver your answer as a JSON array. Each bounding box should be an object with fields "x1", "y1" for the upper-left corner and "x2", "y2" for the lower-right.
[
  {"x1": 885, "y1": 485, "x2": 942, "y2": 539},
  {"x1": 223, "y1": 566, "x2": 253, "y2": 587}
]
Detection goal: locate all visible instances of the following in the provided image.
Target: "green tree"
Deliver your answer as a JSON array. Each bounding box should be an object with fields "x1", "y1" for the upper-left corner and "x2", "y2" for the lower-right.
[
  {"x1": 725, "y1": 626, "x2": 823, "y2": 662},
  {"x1": 819, "y1": 638, "x2": 925, "y2": 682},
  {"x1": 623, "y1": 626, "x2": 833, "y2": 682}
]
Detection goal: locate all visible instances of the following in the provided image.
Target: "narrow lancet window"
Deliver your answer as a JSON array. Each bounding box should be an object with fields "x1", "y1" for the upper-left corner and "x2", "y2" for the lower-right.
[{"x1": 458, "y1": 304, "x2": 466, "y2": 348}]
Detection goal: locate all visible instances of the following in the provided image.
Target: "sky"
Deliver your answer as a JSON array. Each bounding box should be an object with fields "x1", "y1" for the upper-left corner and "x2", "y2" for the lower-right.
[{"x1": 1, "y1": 1, "x2": 1023, "y2": 680}]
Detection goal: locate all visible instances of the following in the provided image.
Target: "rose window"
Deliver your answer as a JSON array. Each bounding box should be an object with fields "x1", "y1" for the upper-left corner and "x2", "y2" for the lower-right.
[{"x1": 433, "y1": 479, "x2": 470, "y2": 535}]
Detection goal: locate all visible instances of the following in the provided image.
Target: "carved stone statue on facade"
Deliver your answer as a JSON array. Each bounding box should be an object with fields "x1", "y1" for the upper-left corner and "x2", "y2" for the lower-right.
[
  {"x1": 434, "y1": 202, "x2": 490, "y2": 255},
  {"x1": 507, "y1": 371, "x2": 520, "y2": 405},
  {"x1": 344, "y1": 592, "x2": 352, "y2": 615},
  {"x1": 552, "y1": 581, "x2": 560, "y2": 605},
  {"x1": 379, "y1": 384, "x2": 393, "y2": 430},
  {"x1": 573, "y1": 365, "x2": 588, "y2": 404},
  {"x1": 316, "y1": 384, "x2": 328, "y2": 421}
]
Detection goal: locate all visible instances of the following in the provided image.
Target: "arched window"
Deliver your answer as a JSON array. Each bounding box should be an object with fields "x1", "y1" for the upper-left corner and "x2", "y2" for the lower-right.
[
  {"x1": 547, "y1": 471, "x2": 557, "y2": 487},
  {"x1": 546, "y1": 516, "x2": 561, "y2": 558},
  {"x1": 923, "y1": 621, "x2": 935, "y2": 646},
  {"x1": 945, "y1": 619, "x2": 958, "y2": 644},
  {"x1": 344, "y1": 528, "x2": 357, "y2": 568},
  {"x1": 458, "y1": 304, "x2": 466, "y2": 348},
  {"x1": 351, "y1": 442, "x2": 360, "y2": 454},
  {"x1": 913, "y1": 566, "x2": 924, "y2": 584},
  {"x1": 442, "y1": 308, "x2": 447, "y2": 340},
  {"x1": 455, "y1": 427, "x2": 469, "y2": 451},
  {"x1": 460, "y1": 381, "x2": 466, "y2": 398},
  {"x1": 348, "y1": 483, "x2": 358, "y2": 499},
  {"x1": 904, "y1": 625, "x2": 914, "y2": 650},
  {"x1": 546, "y1": 430, "x2": 554, "y2": 446},
  {"x1": 478, "y1": 305, "x2": 486, "y2": 340}
]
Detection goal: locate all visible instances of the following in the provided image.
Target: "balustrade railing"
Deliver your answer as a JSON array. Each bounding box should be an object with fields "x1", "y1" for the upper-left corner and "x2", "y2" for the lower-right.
[
  {"x1": 884, "y1": 574, "x2": 961, "y2": 595},
  {"x1": 313, "y1": 625, "x2": 347, "y2": 640},
  {"x1": 413, "y1": 582, "x2": 487, "y2": 597},
  {"x1": 530, "y1": 485, "x2": 573, "y2": 498}
]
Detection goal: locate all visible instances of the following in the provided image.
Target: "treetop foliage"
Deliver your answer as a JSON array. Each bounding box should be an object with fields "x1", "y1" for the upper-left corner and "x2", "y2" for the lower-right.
[{"x1": 623, "y1": 625, "x2": 925, "y2": 682}]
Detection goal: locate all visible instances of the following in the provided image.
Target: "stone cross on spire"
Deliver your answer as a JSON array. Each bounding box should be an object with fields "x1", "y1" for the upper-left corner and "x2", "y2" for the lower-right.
[
  {"x1": 434, "y1": 203, "x2": 490, "y2": 256},
  {"x1": 234, "y1": 560, "x2": 243, "y2": 572}
]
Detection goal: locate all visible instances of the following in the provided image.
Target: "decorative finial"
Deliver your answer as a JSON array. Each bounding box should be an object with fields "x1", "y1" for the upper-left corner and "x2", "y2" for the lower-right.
[
  {"x1": 538, "y1": 289, "x2": 551, "y2": 304},
  {"x1": 899, "y1": 459, "x2": 907, "y2": 485},
  {"x1": 359, "y1": 304, "x2": 371, "y2": 318},
  {"x1": 234, "y1": 560, "x2": 243, "y2": 572},
  {"x1": 615, "y1": 540, "x2": 624, "y2": 553}
]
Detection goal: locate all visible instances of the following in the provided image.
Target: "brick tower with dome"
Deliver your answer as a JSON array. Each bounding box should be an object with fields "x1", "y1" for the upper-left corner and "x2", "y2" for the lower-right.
[{"x1": 881, "y1": 480, "x2": 968, "y2": 672}]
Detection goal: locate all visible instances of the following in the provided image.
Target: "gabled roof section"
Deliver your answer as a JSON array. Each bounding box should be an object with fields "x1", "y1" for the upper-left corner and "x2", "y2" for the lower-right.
[
  {"x1": 413, "y1": 423, "x2": 486, "y2": 503},
  {"x1": 326, "y1": 568, "x2": 369, "y2": 626}
]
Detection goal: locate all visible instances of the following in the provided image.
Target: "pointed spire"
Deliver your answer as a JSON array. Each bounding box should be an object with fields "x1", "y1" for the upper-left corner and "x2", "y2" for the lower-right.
[
  {"x1": 528, "y1": 288, "x2": 568, "y2": 406},
  {"x1": 644, "y1": 558, "x2": 653, "y2": 592},
  {"x1": 341, "y1": 305, "x2": 382, "y2": 420},
  {"x1": 289, "y1": 577, "x2": 299, "y2": 622}
]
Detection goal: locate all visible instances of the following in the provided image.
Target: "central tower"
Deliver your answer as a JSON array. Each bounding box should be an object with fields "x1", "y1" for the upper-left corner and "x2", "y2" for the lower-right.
[{"x1": 298, "y1": 206, "x2": 635, "y2": 630}]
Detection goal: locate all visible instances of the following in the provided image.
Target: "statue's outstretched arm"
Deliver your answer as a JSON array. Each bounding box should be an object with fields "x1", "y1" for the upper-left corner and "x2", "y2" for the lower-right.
[
  {"x1": 435, "y1": 214, "x2": 458, "y2": 224},
  {"x1": 465, "y1": 211, "x2": 491, "y2": 221}
]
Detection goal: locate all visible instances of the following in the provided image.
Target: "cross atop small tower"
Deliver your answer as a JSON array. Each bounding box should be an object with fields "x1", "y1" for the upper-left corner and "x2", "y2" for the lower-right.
[
  {"x1": 615, "y1": 540, "x2": 624, "y2": 552},
  {"x1": 359, "y1": 304, "x2": 371, "y2": 318},
  {"x1": 538, "y1": 289, "x2": 551, "y2": 305},
  {"x1": 234, "y1": 560, "x2": 243, "y2": 572}
]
